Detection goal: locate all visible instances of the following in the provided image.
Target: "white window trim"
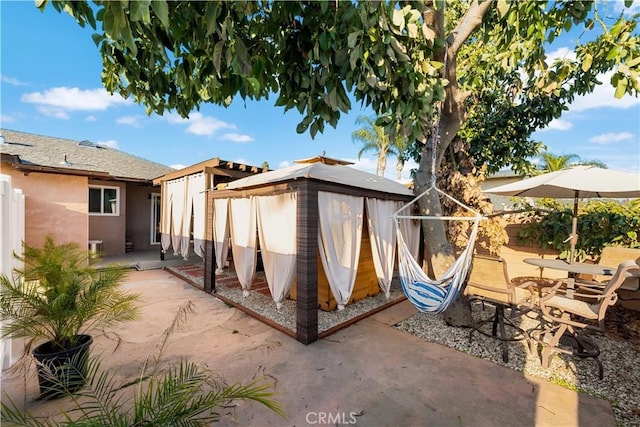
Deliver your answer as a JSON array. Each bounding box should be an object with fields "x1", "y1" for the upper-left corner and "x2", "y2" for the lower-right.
[{"x1": 89, "y1": 185, "x2": 120, "y2": 216}]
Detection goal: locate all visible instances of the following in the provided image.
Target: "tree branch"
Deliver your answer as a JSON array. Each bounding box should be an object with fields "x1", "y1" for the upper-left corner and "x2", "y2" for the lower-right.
[{"x1": 449, "y1": 0, "x2": 494, "y2": 56}]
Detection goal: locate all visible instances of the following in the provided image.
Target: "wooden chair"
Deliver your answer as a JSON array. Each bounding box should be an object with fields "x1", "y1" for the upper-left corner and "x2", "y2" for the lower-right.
[
  {"x1": 464, "y1": 254, "x2": 538, "y2": 362},
  {"x1": 529, "y1": 260, "x2": 640, "y2": 378}
]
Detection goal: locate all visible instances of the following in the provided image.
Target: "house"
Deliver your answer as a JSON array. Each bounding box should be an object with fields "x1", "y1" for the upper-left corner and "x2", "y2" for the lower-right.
[{"x1": 0, "y1": 129, "x2": 174, "y2": 256}]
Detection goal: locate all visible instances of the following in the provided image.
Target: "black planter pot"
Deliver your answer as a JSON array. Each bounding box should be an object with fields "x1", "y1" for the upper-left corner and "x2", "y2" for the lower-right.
[{"x1": 32, "y1": 334, "x2": 93, "y2": 400}]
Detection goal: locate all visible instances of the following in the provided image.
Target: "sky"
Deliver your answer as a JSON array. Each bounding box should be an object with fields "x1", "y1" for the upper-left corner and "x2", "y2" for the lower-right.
[{"x1": 1, "y1": 1, "x2": 639, "y2": 178}]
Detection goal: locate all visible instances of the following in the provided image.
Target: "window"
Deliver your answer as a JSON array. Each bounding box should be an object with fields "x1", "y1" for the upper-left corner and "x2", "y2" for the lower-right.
[{"x1": 89, "y1": 186, "x2": 119, "y2": 215}]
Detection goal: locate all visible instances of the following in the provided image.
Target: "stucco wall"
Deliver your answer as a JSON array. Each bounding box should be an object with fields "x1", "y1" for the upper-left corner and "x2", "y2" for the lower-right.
[
  {"x1": 2, "y1": 167, "x2": 88, "y2": 250},
  {"x1": 88, "y1": 179, "x2": 126, "y2": 255},
  {"x1": 126, "y1": 183, "x2": 161, "y2": 252}
]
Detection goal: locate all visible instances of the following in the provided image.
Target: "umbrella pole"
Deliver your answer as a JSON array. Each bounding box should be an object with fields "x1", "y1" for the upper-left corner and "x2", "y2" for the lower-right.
[{"x1": 569, "y1": 191, "x2": 579, "y2": 265}]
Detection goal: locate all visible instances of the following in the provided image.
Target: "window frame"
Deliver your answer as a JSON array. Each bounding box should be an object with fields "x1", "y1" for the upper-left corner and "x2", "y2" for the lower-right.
[{"x1": 88, "y1": 185, "x2": 120, "y2": 216}]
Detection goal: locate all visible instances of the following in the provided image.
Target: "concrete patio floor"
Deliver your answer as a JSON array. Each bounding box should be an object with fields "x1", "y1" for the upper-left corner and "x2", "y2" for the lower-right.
[{"x1": 1, "y1": 269, "x2": 616, "y2": 426}]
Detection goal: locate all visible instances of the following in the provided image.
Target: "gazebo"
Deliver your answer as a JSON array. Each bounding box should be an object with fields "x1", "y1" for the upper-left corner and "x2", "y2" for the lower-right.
[
  {"x1": 152, "y1": 158, "x2": 267, "y2": 261},
  {"x1": 205, "y1": 157, "x2": 414, "y2": 344}
]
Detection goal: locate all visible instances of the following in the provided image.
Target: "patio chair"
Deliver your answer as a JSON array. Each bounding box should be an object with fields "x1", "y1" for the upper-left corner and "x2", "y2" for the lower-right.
[
  {"x1": 529, "y1": 259, "x2": 640, "y2": 379},
  {"x1": 464, "y1": 254, "x2": 538, "y2": 363},
  {"x1": 575, "y1": 247, "x2": 640, "y2": 338},
  {"x1": 576, "y1": 246, "x2": 640, "y2": 297}
]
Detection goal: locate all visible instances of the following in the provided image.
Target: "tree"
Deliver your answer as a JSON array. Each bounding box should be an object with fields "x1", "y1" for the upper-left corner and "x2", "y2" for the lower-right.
[
  {"x1": 351, "y1": 115, "x2": 400, "y2": 176},
  {"x1": 537, "y1": 151, "x2": 608, "y2": 172},
  {"x1": 39, "y1": 0, "x2": 640, "y2": 323}
]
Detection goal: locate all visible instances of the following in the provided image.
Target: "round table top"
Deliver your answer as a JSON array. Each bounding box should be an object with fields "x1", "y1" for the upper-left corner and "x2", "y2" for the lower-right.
[{"x1": 523, "y1": 258, "x2": 616, "y2": 276}]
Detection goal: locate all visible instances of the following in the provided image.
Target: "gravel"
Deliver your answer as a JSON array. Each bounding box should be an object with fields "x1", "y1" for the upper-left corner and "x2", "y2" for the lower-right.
[{"x1": 213, "y1": 277, "x2": 405, "y2": 333}]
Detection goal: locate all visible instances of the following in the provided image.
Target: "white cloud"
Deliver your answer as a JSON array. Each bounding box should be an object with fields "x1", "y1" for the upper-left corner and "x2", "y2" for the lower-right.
[
  {"x1": 1, "y1": 75, "x2": 27, "y2": 86},
  {"x1": 278, "y1": 160, "x2": 292, "y2": 169},
  {"x1": 221, "y1": 133, "x2": 253, "y2": 143},
  {"x1": 0, "y1": 114, "x2": 15, "y2": 124},
  {"x1": 346, "y1": 157, "x2": 378, "y2": 175},
  {"x1": 170, "y1": 164, "x2": 186, "y2": 170},
  {"x1": 545, "y1": 47, "x2": 576, "y2": 66},
  {"x1": 165, "y1": 112, "x2": 235, "y2": 136},
  {"x1": 37, "y1": 106, "x2": 70, "y2": 120},
  {"x1": 234, "y1": 158, "x2": 248, "y2": 165},
  {"x1": 117, "y1": 115, "x2": 143, "y2": 127},
  {"x1": 588, "y1": 132, "x2": 635, "y2": 144},
  {"x1": 611, "y1": 0, "x2": 640, "y2": 15},
  {"x1": 570, "y1": 71, "x2": 640, "y2": 112},
  {"x1": 21, "y1": 87, "x2": 130, "y2": 111},
  {"x1": 96, "y1": 139, "x2": 119, "y2": 149},
  {"x1": 539, "y1": 119, "x2": 573, "y2": 132},
  {"x1": 85, "y1": 115, "x2": 97, "y2": 122}
]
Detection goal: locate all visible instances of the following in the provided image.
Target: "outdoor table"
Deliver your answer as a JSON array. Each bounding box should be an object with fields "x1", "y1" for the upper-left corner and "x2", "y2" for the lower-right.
[{"x1": 523, "y1": 258, "x2": 615, "y2": 298}]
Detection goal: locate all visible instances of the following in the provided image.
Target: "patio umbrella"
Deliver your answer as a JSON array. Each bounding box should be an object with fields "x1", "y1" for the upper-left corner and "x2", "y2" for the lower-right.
[{"x1": 485, "y1": 166, "x2": 640, "y2": 264}]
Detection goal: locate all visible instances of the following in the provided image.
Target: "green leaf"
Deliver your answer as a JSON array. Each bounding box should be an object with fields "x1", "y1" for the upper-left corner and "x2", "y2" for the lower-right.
[
  {"x1": 213, "y1": 40, "x2": 224, "y2": 75},
  {"x1": 614, "y1": 77, "x2": 628, "y2": 99},
  {"x1": 347, "y1": 31, "x2": 359, "y2": 49},
  {"x1": 129, "y1": 0, "x2": 151, "y2": 23},
  {"x1": 497, "y1": 0, "x2": 510, "y2": 18},
  {"x1": 205, "y1": 4, "x2": 221, "y2": 36},
  {"x1": 392, "y1": 9, "x2": 404, "y2": 28},
  {"x1": 581, "y1": 53, "x2": 593, "y2": 72},
  {"x1": 235, "y1": 39, "x2": 251, "y2": 75},
  {"x1": 246, "y1": 77, "x2": 260, "y2": 95},
  {"x1": 151, "y1": 0, "x2": 169, "y2": 29}
]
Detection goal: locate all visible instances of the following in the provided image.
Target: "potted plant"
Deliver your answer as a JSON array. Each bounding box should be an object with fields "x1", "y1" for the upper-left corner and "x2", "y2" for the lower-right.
[{"x1": 0, "y1": 236, "x2": 139, "y2": 399}]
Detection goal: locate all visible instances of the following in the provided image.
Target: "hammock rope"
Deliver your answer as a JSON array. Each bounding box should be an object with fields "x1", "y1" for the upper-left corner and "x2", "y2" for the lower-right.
[{"x1": 392, "y1": 17, "x2": 485, "y2": 313}]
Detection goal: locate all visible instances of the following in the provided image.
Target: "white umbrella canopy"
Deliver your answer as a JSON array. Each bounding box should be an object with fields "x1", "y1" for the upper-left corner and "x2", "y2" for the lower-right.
[
  {"x1": 485, "y1": 166, "x2": 640, "y2": 263},
  {"x1": 484, "y1": 166, "x2": 640, "y2": 199}
]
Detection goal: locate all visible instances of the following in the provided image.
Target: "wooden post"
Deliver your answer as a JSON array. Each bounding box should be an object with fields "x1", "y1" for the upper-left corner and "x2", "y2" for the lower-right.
[
  {"x1": 296, "y1": 181, "x2": 319, "y2": 344},
  {"x1": 204, "y1": 192, "x2": 216, "y2": 293}
]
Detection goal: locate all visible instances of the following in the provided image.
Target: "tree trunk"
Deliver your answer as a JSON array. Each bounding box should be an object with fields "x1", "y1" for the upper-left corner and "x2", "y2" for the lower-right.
[
  {"x1": 412, "y1": 0, "x2": 492, "y2": 327},
  {"x1": 377, "y1": 152, "x2": 387, "y2": 176},
  {"x1": 396, "y1": 158, "x2": 404, "y2": 180}
]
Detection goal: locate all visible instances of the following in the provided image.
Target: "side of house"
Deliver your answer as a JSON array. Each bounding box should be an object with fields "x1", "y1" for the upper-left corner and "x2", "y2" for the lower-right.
[{"x1": 0, "y1": 129, "x2": 174, "y2": 255}]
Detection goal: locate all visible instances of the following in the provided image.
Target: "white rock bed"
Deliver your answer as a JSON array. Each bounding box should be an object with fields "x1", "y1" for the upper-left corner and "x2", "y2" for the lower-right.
[
  {"x1": 213, "y1": 279, "x2": 406, "y2": 333},
  {"x1": 394, "y1": 303, "x2": 640, "y2": 426}
]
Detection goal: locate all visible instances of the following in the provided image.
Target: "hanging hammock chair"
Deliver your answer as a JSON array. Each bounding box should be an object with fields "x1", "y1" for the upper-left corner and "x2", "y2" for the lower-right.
[{"x1": 393, "y1": 185, "x2": 483, "y2": 313}]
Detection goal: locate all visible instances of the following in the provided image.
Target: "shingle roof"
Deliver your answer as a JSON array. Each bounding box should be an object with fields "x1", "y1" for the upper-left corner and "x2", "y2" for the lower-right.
[{"x1": 0, "y1": 129, "x2": 173, "y2": 181}]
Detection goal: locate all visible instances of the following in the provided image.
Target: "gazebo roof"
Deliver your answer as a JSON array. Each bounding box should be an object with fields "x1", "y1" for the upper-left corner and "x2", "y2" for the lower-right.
[{"x1": 225, "y1": 162, "x2": 413, "y2": 196}]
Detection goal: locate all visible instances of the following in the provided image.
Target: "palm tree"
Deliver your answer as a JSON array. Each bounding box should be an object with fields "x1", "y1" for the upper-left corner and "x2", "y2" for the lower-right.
[
  {"x1": 537, "y1": 151, "x2": 607, "y2": 173},
  {"x1": 351, "y1": 115, "x2": 397, "y2": 176}
]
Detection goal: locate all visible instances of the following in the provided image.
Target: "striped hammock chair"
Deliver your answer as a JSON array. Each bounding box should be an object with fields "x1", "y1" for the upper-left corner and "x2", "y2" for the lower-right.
[{"x1": 393, "y1": 185, "x2": 483, "y2": 314}]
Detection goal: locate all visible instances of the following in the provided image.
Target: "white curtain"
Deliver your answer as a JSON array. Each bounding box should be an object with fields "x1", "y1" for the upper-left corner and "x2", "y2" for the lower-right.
[
  {"x1": 317, "y1": 192, "x2": 364, "y2": 310},
  {"x1": 160, "y1": 181, "x2": 172, "y2": 253},
  {"x1": 229, "y1": 197, "x2": 257, "y2": 297},
  {"x1": 181, "y1": 175, "x2": 193, "y2": 260},
  {"x1": 169, "y1": 178, "x2": 187, "y2": 256},
  {"x1": 213, "y1": 198, "x2": 230, "y2": 274},
  {"x1": 366, "y1": 199, "x2": 401, "y2": 299},
  {"x1": 187, "y1": 173, "x2": 206, "y2": 259},
  {"x1": 256, "y1": 193, "x2": 297, "y2": 310}
]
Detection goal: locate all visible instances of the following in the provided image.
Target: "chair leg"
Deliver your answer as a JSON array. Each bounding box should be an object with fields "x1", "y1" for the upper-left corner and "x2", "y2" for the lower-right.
[
  {"x1": 470, "y1": 303, "x2": 524, "y2": 363},
  {"x1": 541, "y1": 323, "x2": 568, "y2": 368}
]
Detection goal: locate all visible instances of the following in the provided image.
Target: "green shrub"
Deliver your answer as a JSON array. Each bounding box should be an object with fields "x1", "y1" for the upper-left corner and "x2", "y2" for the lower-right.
[{"x1": 517, "y1": 199, "x2": 640, "y2": 261}]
